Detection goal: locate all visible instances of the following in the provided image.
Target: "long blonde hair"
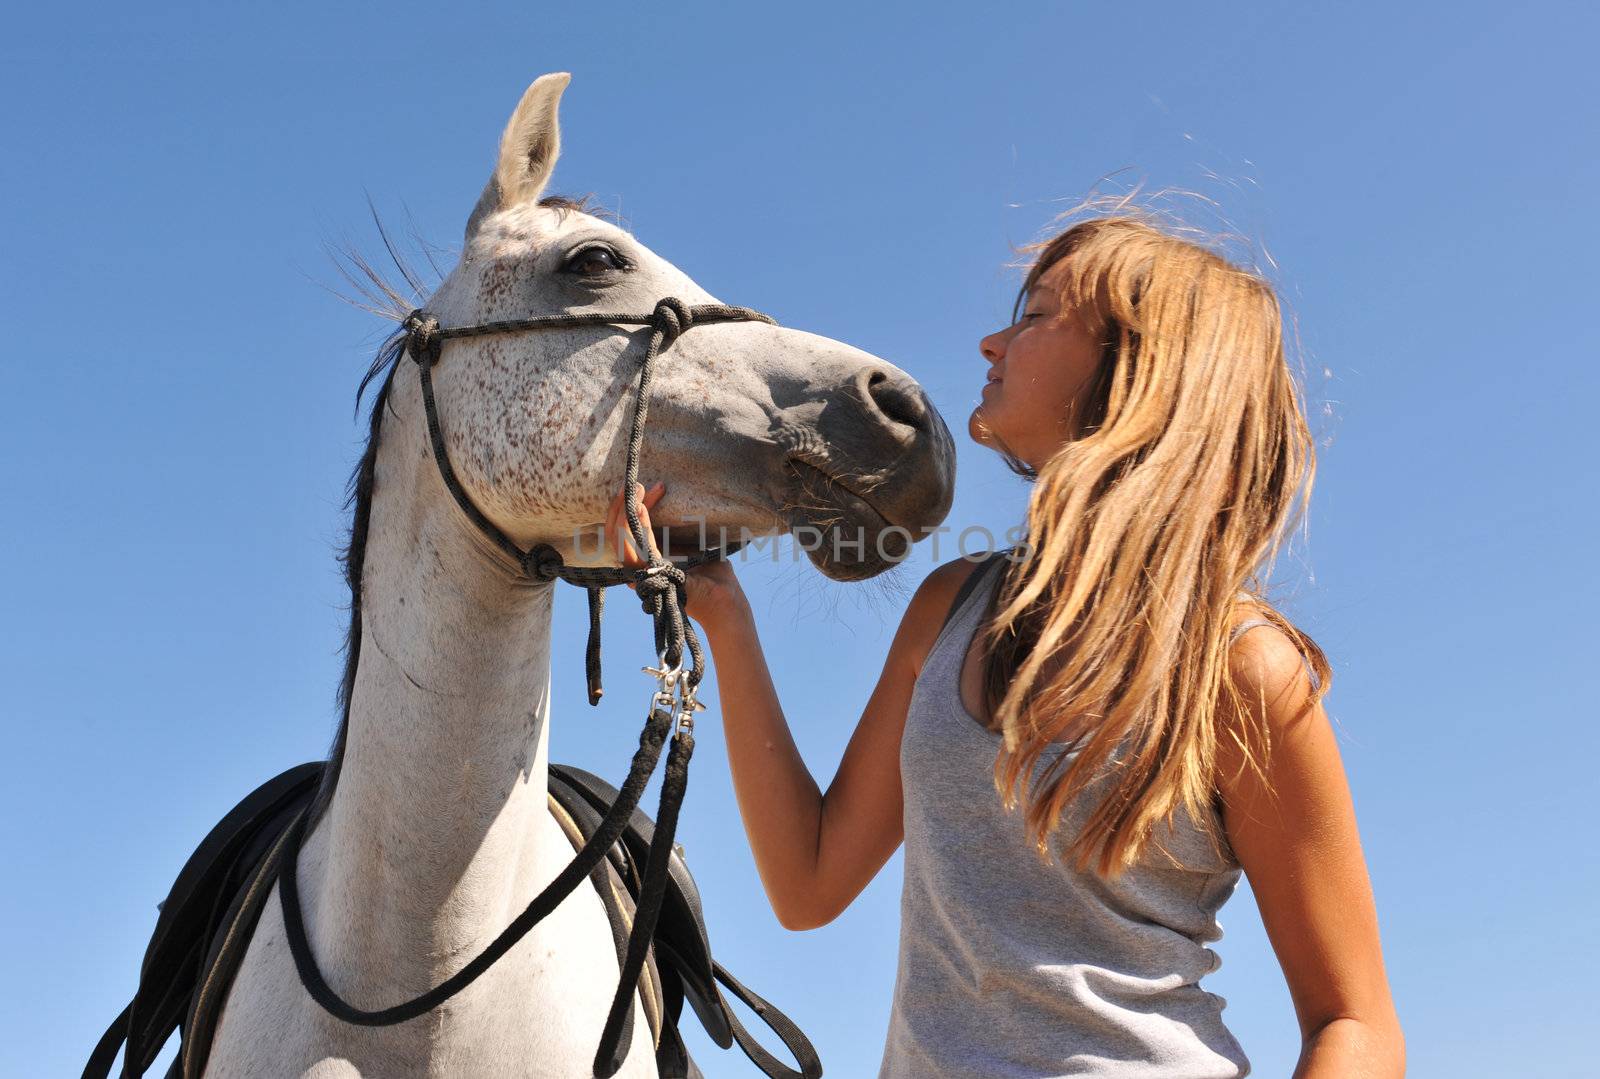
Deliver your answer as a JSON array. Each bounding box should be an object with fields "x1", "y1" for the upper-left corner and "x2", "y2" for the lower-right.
[{"x1": 975, "y1": 211, "x2": 1331, "y2": 876}]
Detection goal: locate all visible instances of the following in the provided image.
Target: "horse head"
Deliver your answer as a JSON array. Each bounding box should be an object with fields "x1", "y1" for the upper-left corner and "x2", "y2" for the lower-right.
[{"x1": 404, "y1": 72, "x2": 956, "y2": 581}]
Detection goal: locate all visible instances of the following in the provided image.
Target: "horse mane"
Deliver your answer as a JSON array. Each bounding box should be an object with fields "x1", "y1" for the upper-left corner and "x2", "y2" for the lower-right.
[{"x1": 305, "y1": 193, "x2": 605, "y2": 829}]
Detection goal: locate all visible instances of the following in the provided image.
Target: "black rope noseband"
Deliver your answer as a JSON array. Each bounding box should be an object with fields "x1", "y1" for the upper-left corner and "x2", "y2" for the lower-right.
[{"x1": 277, "y1": 297, "x2": 782, "y2": 1078}]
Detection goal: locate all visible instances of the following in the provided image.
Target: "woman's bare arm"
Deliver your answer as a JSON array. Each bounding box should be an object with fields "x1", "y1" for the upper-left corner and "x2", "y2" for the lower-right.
[
  {"x1": 602, "y1": 483, "x2": 985, "y2": 928},
  {"x1": 697, "y1": 558, "x2": 977, "y2": 929},
  {"x1": 1219, "y1": 626, "x2": 1406, "y2": 1078}
]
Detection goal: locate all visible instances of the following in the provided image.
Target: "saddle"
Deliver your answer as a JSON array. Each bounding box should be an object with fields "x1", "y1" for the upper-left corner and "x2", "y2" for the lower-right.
[{"x1": 84, "y1": 762, "x2": 819, "y2": 1079}]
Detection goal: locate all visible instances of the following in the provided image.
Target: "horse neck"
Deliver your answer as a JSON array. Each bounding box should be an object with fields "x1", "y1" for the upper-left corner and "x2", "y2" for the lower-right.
[{"x1": 302, "y1": 383, "x2": 558, "y2": 987}]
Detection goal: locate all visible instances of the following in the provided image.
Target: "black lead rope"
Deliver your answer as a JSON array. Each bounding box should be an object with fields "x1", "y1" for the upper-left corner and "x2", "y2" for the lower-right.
[
  {"x1": 277, "y1": 298, "x2": 785, "y2": 1078},
  {"x1": 596, "y1": 722, "x2": 694, "y2": 1076}
]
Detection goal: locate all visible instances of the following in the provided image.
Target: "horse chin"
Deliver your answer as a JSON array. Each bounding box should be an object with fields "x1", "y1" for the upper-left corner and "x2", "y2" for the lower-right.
[
  {"x1": 650, "y1": 517, "x2": 902, "y2": 581},
  {"x1": 794, "y1": 516, "x2": 914, "y2": 580}
]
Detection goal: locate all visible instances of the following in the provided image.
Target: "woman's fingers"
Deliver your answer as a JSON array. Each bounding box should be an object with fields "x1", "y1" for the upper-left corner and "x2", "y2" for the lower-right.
[
  {"x1": 633, "y1": 482, "x2": 666, "y2": 564},
  {"x1": 605, "y1": 485, "x2": 630, "y2": 564},
  {"x1": 599, "y1": 480, "x2": 743, "y2": 621},
  {"x1": 611, "y1": 483, "x2": 644, "y2": 567},
  {"x1": 607, "y1": 481, "x2": 668, "y2": 571}
]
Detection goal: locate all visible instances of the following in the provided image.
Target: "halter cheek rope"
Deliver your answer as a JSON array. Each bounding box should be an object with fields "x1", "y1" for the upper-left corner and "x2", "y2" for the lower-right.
[{"x1": 276, "y1": 298, "x2": 806, "y2": 1079}]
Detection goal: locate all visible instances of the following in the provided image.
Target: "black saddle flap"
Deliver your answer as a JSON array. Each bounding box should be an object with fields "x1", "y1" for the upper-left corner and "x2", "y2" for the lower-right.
[{"x1": 117, "y1": 762, "x2": 324, "y2": 1075}]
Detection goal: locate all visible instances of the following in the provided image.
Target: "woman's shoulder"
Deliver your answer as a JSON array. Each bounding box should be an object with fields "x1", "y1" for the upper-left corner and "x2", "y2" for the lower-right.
[
  {"x1": 919, "y1": 549, "x2": 1012, "y2": 614},
  {"x1": 892, "y1": 551, "x2": 1012, "y2": 677},
  {"x1": 1224, "y1": 599, "x2": 1326, "y2": 702},
  {"x1": 925, "y1": 548, "x2": 1010, "y2": 588}
]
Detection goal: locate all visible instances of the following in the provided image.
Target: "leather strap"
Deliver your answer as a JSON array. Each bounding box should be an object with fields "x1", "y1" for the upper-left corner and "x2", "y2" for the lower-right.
[
  {"x1": 181, "y1": 810, "x2": 304, "y2": 1078},
  {"x1": 547, "y1": 786, "x2": 666, "y2": 1061},
  {"x1": 551, "y1": 763, "x2": 728, "y2": 1047}
]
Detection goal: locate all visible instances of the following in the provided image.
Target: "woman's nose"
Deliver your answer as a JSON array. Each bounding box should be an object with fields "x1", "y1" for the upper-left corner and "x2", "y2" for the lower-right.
[{"x1": 980, "y1": 329, "x2": 1006, "y2": 364}]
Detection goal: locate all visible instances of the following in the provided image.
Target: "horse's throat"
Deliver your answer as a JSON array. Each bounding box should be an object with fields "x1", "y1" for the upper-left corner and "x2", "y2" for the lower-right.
[{"x1": 305, "y1": 429, "x2": 563, "y2": 989}]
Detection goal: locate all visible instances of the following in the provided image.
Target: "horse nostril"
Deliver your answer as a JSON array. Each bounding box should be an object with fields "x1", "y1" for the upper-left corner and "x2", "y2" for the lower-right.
[{"x1": 863, "y1": 367, "x2": 930, "y2": 434}]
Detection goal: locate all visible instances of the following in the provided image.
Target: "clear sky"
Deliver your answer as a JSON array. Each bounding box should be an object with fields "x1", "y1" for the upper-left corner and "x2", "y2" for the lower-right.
[{"x1": 3, "y1": 3, "x2": 1595, "y2": 1077}]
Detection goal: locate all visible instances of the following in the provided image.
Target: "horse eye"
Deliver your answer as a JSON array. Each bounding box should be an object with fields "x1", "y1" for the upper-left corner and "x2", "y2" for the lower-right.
[{"x1": 563, "y1": 246, "x2": 626, "y2": 277}]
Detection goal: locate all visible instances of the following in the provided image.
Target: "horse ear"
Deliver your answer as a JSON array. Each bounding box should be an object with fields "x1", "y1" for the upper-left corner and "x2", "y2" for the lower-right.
[{"x1": 465, "y1": 72, "x2": 571, "y2": 240}]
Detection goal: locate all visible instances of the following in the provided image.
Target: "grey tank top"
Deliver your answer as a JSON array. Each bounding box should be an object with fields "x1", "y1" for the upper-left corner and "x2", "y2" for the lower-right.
[{"x1": 879, "y1": 559, "x2": 1270, "y2": 1079}]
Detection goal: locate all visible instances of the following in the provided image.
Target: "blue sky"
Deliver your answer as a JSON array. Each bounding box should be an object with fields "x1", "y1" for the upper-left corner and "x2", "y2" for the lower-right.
[{"x1": 3, "y1": 3, "x2": 1595, "y2": 1076}]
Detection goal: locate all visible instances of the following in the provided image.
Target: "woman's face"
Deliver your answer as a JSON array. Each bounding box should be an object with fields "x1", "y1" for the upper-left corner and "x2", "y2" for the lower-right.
[{"x1": 970, "y1": 262, "x2": 1106, "y2": 470}]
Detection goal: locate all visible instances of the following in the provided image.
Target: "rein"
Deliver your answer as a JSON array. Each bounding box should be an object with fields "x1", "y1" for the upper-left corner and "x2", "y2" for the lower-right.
[{"x1": 276, "y1": 296, "x2": 782, "y2": 1078}]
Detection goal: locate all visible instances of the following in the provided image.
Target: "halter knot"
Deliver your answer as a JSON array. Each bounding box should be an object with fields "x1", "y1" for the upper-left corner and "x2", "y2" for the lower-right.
[
  {"x1": 522, "y1": 543, "x2": 565, "y2": 581},
  {"x1": 650, "y1": 297, "x2": 694, "y2": 351},
  {"x1": 633, "y1": 560, "x2": 686, "y2": 616},
  {"x1": 403, "y1": 309, "x2": 444, "y2": 367}
]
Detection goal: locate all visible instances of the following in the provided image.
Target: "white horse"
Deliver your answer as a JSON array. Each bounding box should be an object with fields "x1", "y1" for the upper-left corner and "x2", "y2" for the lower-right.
[{"x1": 202, "y1": 73, "x2": 955, "y2": 1078}]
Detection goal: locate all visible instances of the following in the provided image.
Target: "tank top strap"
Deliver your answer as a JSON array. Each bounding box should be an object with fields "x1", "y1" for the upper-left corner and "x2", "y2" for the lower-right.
[
  {"x1": 1228, "y1": 617, "x2": 1278, "y2": 643},
  {"x1": 1228, "y1": 618, "x2": 1323, "y2": 692},
  {"x1": 932, "y1": 549, "x2": 1012, "y2": 649}
]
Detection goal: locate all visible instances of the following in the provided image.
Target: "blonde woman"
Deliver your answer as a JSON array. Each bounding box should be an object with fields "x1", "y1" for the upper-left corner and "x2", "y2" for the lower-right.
[{"x1": 606, "y1": 215, "x2": 1404, "y2": 1077}]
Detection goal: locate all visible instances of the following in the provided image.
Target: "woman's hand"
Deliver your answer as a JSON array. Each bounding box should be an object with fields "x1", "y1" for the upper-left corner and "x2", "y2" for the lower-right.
[{"x1": 602, "y1": 481, "x2": 750, "y2": 634}]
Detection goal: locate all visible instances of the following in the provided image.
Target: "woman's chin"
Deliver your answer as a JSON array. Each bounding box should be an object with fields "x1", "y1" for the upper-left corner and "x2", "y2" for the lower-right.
[{"x1": 968, "y1": 406, "x2": 998, "y2": 447}]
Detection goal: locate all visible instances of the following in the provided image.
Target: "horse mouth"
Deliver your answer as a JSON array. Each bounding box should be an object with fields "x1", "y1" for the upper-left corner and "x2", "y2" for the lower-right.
[
  {"x1": 783, "y1": 459, "x2": 908, "y2": 581},
  {"x1": 786, "y1": 458, "x2": 889, "y2": 520},
  {"x1": 641, "y1": 461, "x2": 914, "y2": 581}
]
